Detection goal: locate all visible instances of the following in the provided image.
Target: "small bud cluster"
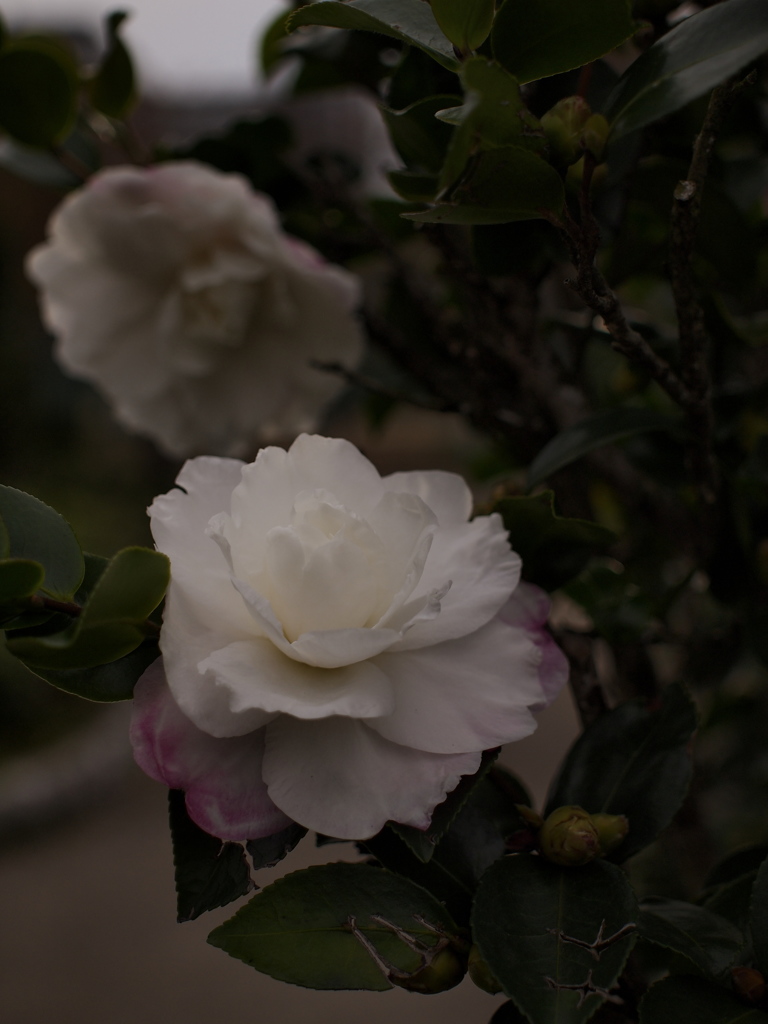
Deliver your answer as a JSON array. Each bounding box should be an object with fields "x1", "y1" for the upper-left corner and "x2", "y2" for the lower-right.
[
  {"x1": 541, "y1": 96, "x2": 610, "y2": 167},
  {"x1": 540, "y1": 805, "x2": 629, "y2": 867}
]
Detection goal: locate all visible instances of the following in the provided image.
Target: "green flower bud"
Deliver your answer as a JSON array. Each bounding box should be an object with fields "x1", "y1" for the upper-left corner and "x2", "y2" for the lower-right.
[
  {"x1": 391, "y1": 945, "x2": 467, "y2": 994},
  {"x1": 591, "y1": 813, "x2": 629, "y2": 855},
  {"x1": 541, "y1": 96, "x2": 592, "y2": 167},
  {"x1": 468, "y1": 944, "x2": 503, "y2": 995},
  {"x1": 540, "y1": 805, "x2": 600, "y2": 866},
  {"x1": 581, "y1": 113, "x2": 610, "y2": 163}
]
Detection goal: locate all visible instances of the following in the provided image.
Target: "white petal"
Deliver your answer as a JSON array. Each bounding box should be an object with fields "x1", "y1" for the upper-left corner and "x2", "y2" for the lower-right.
[
  {"x1": 199, "y1": 638, "x2": 394, "y2": 719},
  {"x1": 392, "y1": 513, "x2": 521, "y2": 649},
  {"x1": 381, "y1": 470, "x2": 473, "y2": 526},
  {"x1": 263, "y1": 715, "x2": 481, "y2": 839},
  {"x1": 368, "y1": 618, "x2": 545, "y2": 754}
]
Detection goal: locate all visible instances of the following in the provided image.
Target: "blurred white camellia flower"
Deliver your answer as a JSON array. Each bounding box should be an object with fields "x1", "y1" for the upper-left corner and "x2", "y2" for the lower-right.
[
  {"x1": 130, "y1": 434, "x2": 568, "y2": 841},
  {"x1": 26, "y1": 162, "x2": 363, "y2": 458}
]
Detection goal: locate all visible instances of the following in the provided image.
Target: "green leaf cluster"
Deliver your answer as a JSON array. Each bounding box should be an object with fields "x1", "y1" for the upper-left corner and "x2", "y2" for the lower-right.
[{"x1": 0, "y1": 486, "x2": 168, "y2": 701}]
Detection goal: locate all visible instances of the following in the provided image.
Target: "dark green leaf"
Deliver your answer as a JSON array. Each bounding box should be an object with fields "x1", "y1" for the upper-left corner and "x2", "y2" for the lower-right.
[
  {"x1": 750, "y1": 857, "x2": 768, "y2": 976},
  {"x1": 438, "y1": 57, "x2": 542, "y2": 192},
  {"x1": 387, "y1": 169, "x2": 440, "y2": 200},
  {"x1": 261, "y1": 7, "x2": 292, "y2": 74},
  {"x1": 473, "y1": 855, "x2": 638, "y2": 1023},
  {"x1": 24, "y1": 640, "x2": 159, "y2": 702},
  {"x1": 169, "y1": 790, "x2": 254, "y2": 924},
  {"x1": 0, "y1": 485, "x2": 84, "y2": 600},
  {"x1": 527, "y1": 408, "x2": 681, "y2": 488},
  {"x1": 604, "y1": 0, "x2": 768, "y2": 140},
  {"x1": 8, "y1": 546, "x2": 168, "y2": 671},
  {"x1": 382, "y1": 94, "x2": 459, "y2": 173},
  {"x1": 490, "y1": 1003, "x2": 531, "y2": 1024},
  {"x1": 704, "y1": 872, "x2": 762, "y2": 934},
  {"x1": 431, "y1": 0, "x2": 495, "y2": 53},
  {"x1": 208, "y1": 862, "x2": 459, "y2": 990},
  {"x1": 492, "y1": 0, "x2": 636, "y2": 85},
  {"x1": 546, "y1": 684, "x2": 698, "y2": 860},
  {"x1": 390, "y1": 749, "x2": 500, "y2": 862},
  {"x1": 289, "y1": 0, "x2": 460, "y2": 71},
  {"x1": 0, "y1": 559, "x2": 44, "y2": 603},
  {"x1": 638, "y1": 897, "x2": 743, "y2": 977},
  {"x1": 89, "y1": 10, "x2": 137, "y2": 119},
  {"x1": 639, "y1": 975, "x2": 768, "y2": 1024},
  {"x1": 0, "y1": 38, "x2": 79, "y2": 147},
  {"x1": 406, "y1": 145, "x2": 564, "y2": 224},
  {"x1": 494, "y1": 490, "x2": 615, "y2": 591},
  {"x1": 705, "y1": 847, "x2": 768, "y2": 892},
  {"x1": 247, "y1": 823, "x2": 308, "y2": 871}
]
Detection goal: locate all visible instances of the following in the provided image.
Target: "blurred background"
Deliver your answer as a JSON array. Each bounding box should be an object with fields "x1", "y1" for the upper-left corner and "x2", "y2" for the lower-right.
[{"x1": 0, "y1": 3, "x2": 581, "y2": 1021}]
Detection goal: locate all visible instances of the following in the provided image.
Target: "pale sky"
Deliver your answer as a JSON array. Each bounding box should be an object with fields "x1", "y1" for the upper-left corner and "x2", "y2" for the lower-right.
[{"x1": 4, "y1": 0, "x2": 285, "y2": 93}]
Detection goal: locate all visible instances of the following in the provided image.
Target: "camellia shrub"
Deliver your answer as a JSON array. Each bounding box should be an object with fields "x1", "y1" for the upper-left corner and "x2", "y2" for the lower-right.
[{"x1": 2, "y1": 0, "x2": 768, "y2": 1021}]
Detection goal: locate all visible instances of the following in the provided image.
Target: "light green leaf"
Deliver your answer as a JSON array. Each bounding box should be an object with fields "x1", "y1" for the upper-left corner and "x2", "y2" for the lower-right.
[
  {"x1": 431, "y1": 0, "x2": 495, "y2": 53},
  {"x1": 604, "y1": 0, "x2": 768, "y2": 140},
  {"x1": 289, "y1": 0, "x2": 460, "y2": 70},
  {"x1": 8, "y1": 546, "x2": 169, "y2": 671},
  {"x1": 208, "y1": 862, "x2": 460, "y2": 990},
  {"x1": 527, "y1": 408, "x2": 681, "y2": 488},
  {"x1": 0, "y1": 485, "x2": 84, "y2": 600},
  {"x1": 492, "y1": 0, "x2": 636, "y2": 85},
  {"x1": 407, "y1": 145, "x2": 564, "y2": 224}
]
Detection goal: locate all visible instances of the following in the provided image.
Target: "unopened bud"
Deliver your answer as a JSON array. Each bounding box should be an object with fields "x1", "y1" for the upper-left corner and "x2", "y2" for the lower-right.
[
  {"x1": 591, "y1": 813, "x2": 629, "y2": 855},
  {"x1": 468, "y1": 944, "x2": 503, "y2": 994},
  {"x1": 581, "y1": 113, "x2": 610, "y2": 162},
  {"x1": 540, "y1": 805, "x2": 600, "y2": 866},
  {"x1": 542, "y1": 96, "x2": 592, "y2": 167},
  {"x1": 391, "y1": 945, "x2": 467, "y2": 994},
  {"x1": 732, "y1": 966, "x2": 766, "y2": 1004}
]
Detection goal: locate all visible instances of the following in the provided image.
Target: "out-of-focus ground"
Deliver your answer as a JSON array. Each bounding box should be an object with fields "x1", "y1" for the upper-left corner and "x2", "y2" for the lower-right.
[{"x1": 0, "y1": 692, "x2": 579, "y2": 1024}]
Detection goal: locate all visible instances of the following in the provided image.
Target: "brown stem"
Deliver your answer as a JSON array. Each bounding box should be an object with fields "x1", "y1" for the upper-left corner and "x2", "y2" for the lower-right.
[{"x1": 29, "y1": 594, "x2": 161, "y2": 638}]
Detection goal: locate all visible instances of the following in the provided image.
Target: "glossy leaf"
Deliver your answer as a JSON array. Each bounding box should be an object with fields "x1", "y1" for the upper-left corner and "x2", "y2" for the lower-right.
[
  {"x1": 604, "y1": 0, "x2": 768, "y2": 140},
  {"x1": 169, "y1": 790, "x2": 254, "y2": 924},
  {"x1": 527, "y1": 408, "x2": 681, "y2": 488},
  {"x1": 495, "y1": 490, "x2": 615, "y2": 591},
  {"x1": 639, "y1": 975, "x2": 768, "y2": 1024},
  {"x1": 406, "y1": 146, "x2": 564, "y2": 224},
  {"x1": 431, "y1": 0, "x2": 495, "y2": 53},
  {"x1": 8, "y1": 546, "x2": 169, "y2": 671},
  {"x1": 492, "y1": 0, "x2": 636, "y2": 85},
  {"x1": 89, "y1": 11, "x2": 137, "y2": 119},
  {"x1": 289, "y1": 0, "x2": 460, "y2": 71},
  {"x1": 382, "y1": 94, "x2": 459, "y2": 173},
  {"x1": 473, "y1": 855, "x2": 638, "y2": 1023},
  {"x1": 0, "y1": 559, "x2": 44, "y2": 603},
  {"x1": 247, "y1": 823, "x2": 308, "y2": 871},
  {"x1": 638, "y1": 897, "x2": 743, "y2": 977},
  {"x1": 0, "y1": 38, "x2": 79, "y2": 147},
  {"x1": 208, "y1": 862, "x2": 460, "y2": 990},
  {"x1": 390, "y1": 749, "x2": 499, "y2": 862},
  {"x1": 24, "y1": 640, "x2": 160, "y2": 702},
  {"x1": 438, "y1": 57, "x2": 541, "y2": 192},
  {"x1": 546, "y1": 684, "x2": 698, "y2": 860},
  {"x1": 750, "y1": 857, "x2": 768, "y2": 976},
  {"x1": 0, "y1": 485, "x2": 84, "y2": 600}
]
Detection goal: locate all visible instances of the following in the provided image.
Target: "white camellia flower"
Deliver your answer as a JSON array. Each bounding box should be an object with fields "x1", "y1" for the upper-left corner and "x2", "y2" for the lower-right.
[
  {"x1": 26, "y1": 162, "x2": 363, "y2": 458},
  {"x1": 130, "y1": 434, "x2": 568, "y2": 840}
]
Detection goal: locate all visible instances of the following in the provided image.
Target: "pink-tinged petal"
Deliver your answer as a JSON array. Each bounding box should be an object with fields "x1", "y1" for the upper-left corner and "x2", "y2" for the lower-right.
[
  {"x1": 199, "y1": 638, "x2": 394, "y2": 719},
  {"x1": 262, "y1": 715, "x2": 480, "y2": 840},
  {"x1": 381, "y1": 470, "x2": 473, "y2": 526},
  {"x1": 130, "y1": 659, "x2": 291, "y2": 840},
  {"x1": 369, "y1": 618, "x2": 545, "y2": 754},
  {"x1": 498, "y1": 582, "x2": 570, "y2": 709},
  {"x1": 392, "y1": 514, "x2": 522, "y2": 650}
]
